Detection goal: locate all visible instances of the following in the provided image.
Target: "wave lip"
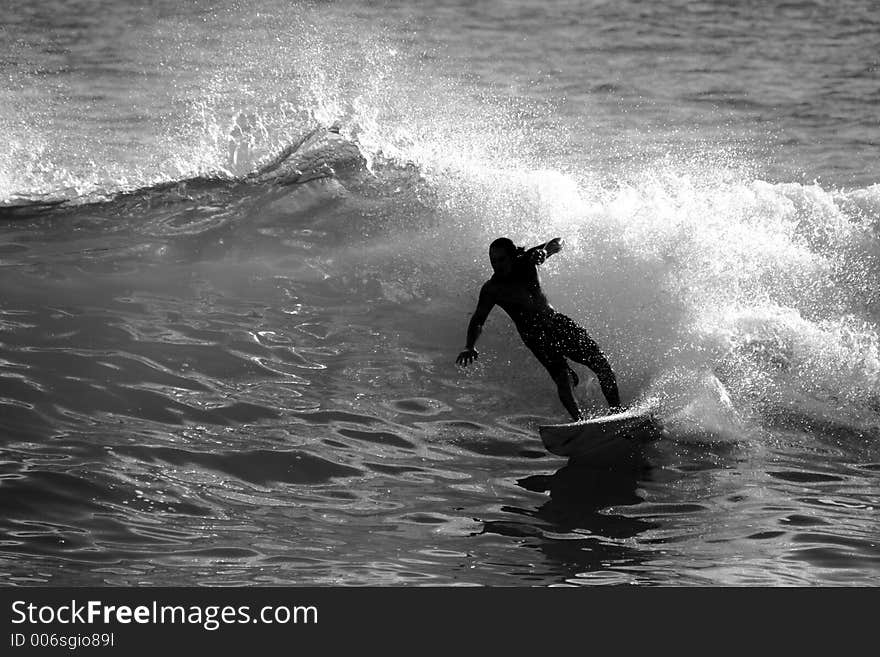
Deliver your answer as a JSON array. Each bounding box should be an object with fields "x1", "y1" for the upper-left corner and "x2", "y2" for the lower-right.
[{"x1": 0, "y1": 123, "x2": 369, "y2": 220}]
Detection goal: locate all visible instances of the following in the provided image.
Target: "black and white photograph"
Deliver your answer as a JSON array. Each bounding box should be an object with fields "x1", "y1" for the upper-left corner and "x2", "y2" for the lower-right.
[{"x1": 1, "y1": 0, "x2": 878, "y2": 601}]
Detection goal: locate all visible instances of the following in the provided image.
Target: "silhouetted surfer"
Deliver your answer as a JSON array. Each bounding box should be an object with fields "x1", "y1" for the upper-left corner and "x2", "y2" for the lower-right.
[{"x1": 456, "y1": 237, "x2": 620, "y2": 420}]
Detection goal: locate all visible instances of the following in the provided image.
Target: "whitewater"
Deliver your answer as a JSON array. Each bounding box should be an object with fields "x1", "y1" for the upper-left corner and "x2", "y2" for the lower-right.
[{"x1": 0, "y1": 0, "x2": 877, "y2": 585}]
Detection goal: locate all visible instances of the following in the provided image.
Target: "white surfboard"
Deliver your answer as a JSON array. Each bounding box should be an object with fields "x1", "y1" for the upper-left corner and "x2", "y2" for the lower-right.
[{"x1": 539, "y1": 408, "x2": 662, "y2": 463}]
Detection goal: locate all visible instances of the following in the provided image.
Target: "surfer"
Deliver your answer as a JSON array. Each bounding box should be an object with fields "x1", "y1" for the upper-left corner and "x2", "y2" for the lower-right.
[{"x1": 456, "y1": 237, "x2": 620, "y2": 421}]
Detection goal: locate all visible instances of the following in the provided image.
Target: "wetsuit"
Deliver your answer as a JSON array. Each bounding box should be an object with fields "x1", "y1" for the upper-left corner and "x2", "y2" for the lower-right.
[
  {"x1": 458, "y1": 238, "x2": 620, "y2": 419},
  {"x1": 492, "y1": 244, "x2": 620, "y2": 412}
]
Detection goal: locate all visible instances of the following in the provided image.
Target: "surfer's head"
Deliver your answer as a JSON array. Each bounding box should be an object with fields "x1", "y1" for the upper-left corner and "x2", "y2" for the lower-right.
[{"x1": 489, "y1": 237, "x2": 517, "y2": 276}]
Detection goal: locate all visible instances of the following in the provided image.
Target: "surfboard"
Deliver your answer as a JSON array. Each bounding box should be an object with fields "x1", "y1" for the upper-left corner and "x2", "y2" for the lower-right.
[{"x1": 539, "y1": 408, "x2": 662, "y2": 464}]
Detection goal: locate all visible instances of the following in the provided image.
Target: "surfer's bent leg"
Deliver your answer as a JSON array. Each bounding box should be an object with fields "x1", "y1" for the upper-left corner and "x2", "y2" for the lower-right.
[
  {"x1": 524, "y1": 338, "x2": 583, "y2": 421},
  {"x1": 556, "y1": 315, "x2": 621, "y2": 410}
]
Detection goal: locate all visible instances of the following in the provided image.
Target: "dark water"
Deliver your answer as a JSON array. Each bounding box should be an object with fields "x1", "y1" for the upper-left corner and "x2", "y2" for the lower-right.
[{"x1": 0, "y1": 1, "x2": 878, "y2": 586}]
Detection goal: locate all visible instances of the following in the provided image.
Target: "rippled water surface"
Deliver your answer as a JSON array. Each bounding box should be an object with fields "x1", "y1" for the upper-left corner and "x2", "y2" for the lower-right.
[{"x1": 1, "y1": 0, "x2": 878, "y2": 586}]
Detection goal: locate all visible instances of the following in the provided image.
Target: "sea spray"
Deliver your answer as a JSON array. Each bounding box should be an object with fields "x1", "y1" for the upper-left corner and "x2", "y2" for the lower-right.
[{"x1": 346, "y1": 156, "x2": 880, "y2": 432}]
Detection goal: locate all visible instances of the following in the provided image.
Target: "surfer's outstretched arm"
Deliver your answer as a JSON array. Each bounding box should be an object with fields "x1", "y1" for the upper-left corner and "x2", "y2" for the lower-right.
[
  {"x1": 523, "y1": 237, "x2": 564, "y2": 266},
  {"x1": 456, "y1": 283, "x2": 495, "y2": 366}
]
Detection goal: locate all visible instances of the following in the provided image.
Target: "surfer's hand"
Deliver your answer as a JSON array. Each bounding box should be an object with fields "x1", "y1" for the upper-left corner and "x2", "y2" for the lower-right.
[
  {"x1": 456, "y1": 348, "x2": 479, "y2": 366},
  {"x1": 546, "y1": 237, "x2": 563, "y2": 255},
  {"x1": 529, "y1": 248, "x2": 547, "y2": 265}
]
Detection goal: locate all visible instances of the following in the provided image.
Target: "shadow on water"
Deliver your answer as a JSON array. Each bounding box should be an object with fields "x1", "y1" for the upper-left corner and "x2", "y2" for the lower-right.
[{"x1": 479, "y1": 457, "x2": 658, "y2": 582}]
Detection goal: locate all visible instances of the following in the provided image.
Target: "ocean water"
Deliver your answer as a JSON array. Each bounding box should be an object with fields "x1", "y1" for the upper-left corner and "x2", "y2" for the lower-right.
[{"x1": 0, "y1": 0, "x2": 878, "y2": 586}]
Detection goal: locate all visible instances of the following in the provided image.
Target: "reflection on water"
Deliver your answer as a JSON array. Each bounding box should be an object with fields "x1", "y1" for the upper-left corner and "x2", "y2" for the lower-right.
[{"x1": 479, "y1": 461, "x2": 657, "y2": 585}]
